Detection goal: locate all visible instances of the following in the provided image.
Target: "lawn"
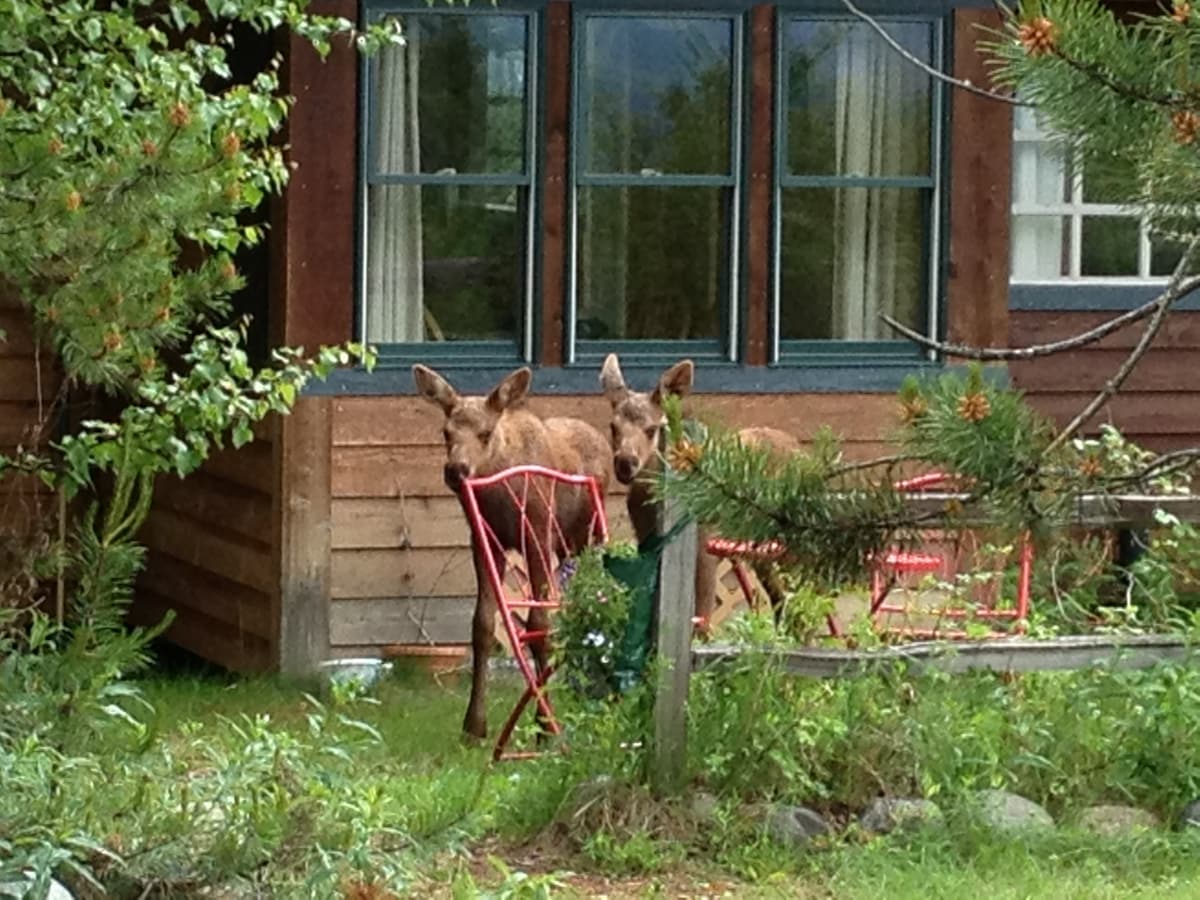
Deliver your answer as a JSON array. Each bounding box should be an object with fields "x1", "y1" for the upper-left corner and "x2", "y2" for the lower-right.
[{"x1": 115, "y1": 654, "x2": 1200, "y2": 899}]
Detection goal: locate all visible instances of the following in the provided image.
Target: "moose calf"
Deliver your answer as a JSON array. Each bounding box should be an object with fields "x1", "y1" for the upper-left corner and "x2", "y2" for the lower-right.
[
  {"x1": 600, "y1": 354, "x2": 799, "y2": 625},
  {"x1": 412, "y1": 364, "x2": 610, "y2": 740}
]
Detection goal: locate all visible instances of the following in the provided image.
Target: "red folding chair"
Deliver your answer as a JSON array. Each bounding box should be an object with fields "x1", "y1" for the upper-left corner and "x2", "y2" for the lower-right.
[
  {"x1": 706, "y1": 472, "x2": 1034, "y2": 640},
  {"x1": 459, "y1": 465, "x2": 609, "y2": 762},
  {"x1": 869, "y1": 472, "x2": 1033, "y2": 639}
]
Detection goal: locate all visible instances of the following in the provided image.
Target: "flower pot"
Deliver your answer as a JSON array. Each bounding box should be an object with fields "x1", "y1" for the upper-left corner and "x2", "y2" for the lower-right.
[{"x1": 383, "y1": 643, "x2": 470, "y2": 681}]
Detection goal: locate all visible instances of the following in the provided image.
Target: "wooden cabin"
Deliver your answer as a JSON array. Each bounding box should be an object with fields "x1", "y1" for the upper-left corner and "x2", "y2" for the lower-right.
[{"x1": 4, "y1": 1, "x2": 1195, "y2": 672}]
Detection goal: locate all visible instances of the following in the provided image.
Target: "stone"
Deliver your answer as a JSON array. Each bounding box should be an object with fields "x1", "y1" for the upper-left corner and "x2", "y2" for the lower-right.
[
  {"x1": 1177, "y1": 798, "x2": 1200, "y2": 829},
  {"x1": 0, "y1": 876, "x2": 74, "y2": 900},
  {"x1": 765, "y1": 804, "x2": 830, "y2": 848},
  {"x1": 690, "y1": 790, "x2": 720, "y2": 825},
  {"x1": 859, "y1": 797, "x2": 943, "y2": 834},
  {"x1": 974, "y1": 789, "x2": 1055, "y2": 832},
  {"x1": 1077, "y1": 804, "x2": 1159, "y2": 837}
]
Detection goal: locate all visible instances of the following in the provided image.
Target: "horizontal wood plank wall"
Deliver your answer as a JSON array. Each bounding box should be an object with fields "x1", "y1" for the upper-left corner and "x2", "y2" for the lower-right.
[
  {"x1": 328, "y1": 392, "x2": 900, "y2": 649},
  {"x1": 0, "y1": 288, "x2": 58, "y2": 539},
  {"x1": 130, "y1": 423, "x2": 277, "y2": 672},
  {"x1": 1011, "y1": 310, "x2": 1200, "y2": 450}
]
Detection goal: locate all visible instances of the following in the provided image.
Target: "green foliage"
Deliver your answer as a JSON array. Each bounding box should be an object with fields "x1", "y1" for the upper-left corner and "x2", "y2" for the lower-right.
[
  {"x1": 990, "y1": 1, "x2": 1200, "y2": 243},
  {"x1": 553, "y1": 542, "x2": 639, "y2": 699}
]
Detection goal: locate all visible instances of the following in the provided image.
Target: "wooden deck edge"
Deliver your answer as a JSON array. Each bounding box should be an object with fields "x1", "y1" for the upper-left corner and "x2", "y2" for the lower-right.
[{"x1": 692, "y1": 634, "x2": 1195, "y2": 678}]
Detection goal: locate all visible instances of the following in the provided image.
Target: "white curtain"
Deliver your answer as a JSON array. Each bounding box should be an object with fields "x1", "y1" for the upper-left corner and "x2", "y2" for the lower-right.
[
  {"x1": 1011, "y1": 105, "x2": 1068, "y2": 279},
  {"x1": 367, "y1": 28, "x2": 425, "y2": 343},
  {"x1": 831, "y1": 28, "x2": 918, "y2": 339}
]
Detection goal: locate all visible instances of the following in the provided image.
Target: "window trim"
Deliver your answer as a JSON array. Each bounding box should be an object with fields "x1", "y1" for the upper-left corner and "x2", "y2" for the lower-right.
[
  {"x1": 771, "y1": 10, "x2": 947, "y2": 363},
  {"x1": 566, "y1": 7, "x2": 746, "y2": 364},
  {"x1": 357, "y1": 3, "x2": 542, "y2": 362}
]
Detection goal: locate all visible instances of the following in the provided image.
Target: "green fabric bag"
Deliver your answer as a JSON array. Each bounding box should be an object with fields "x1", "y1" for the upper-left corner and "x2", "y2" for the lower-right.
[{"x1": 605, "y1": 518, "x2": 692, "y2": 694}]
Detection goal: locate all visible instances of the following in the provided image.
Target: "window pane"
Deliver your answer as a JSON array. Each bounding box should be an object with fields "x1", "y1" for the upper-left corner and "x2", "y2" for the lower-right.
[
  {"x1": 1151, "y1": 237, "x2": 1188, "y2": 277},
  {"x1": 1082, "y1": 154, "x2": 1138, "y2": 204},
  {"x1": 365, "y1": 185, "x2": 526, "y2": 343},
  {"x1": 1011, "y1": 215, "x2": 1069, "y2": 279},
  {"x1": 577, "y1": 186, "x2": 728, "y2": 341},
  {"x1": 784, "y1": 19, "x2": 932, "y2": 177},
  {"x1": 580, "y1": 17, "x2": 733, "y2": 175},
  {"x1": 372, "y1": 15, "x2": 527, "y2": 175},
  {"x1": 779, "y1": 188, "x2": 925, "y2": 340},
  {"x1": 1081, "y1": 217, "x2": 1139, "y2": 276},
  {"x1": 1012, "y1": 141, "x2": 1069, "y2": 206}
]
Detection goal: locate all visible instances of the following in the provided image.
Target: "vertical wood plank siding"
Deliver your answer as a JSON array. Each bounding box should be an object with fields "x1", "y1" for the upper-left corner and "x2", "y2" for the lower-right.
[
  {"x1": 743, "y1": 4, "x2": 774, "y2": 365},
  {"x1": 539, "y1": 2, "x2": 571, "y2": 366}
]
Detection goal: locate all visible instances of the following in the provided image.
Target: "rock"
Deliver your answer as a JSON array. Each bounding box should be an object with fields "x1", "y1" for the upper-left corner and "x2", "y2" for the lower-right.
[
  {"x1": 1178, "y1": 799, "x2": 1200, "y2": 829},
  {"x1": 859, "y1": 797, "x2": 943, "y2": 834},
  {"x1": 1077, "y1": 804, "x2": 1159, "y2": 837},
  {"x1": 974, "y1": 789, "x2": 1054, "y2": 832},
  {"x1": 690, "y1": 790, "x2": 720, "y2": 825},
  {"x1": 0, "y1": 876, "x2": 74, "y2": 900},
  {"x1": 765, "y1": 804, "x2": 830, "y2": 848}
]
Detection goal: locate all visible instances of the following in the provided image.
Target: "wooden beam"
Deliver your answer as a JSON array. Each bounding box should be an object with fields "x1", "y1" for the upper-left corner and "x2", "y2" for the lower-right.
[
  {"x1": 651, "y1": 495, "x2": 697, "y2": 797},
  {"x1": 270, "y1": 0, "x2": 357, "y2": 350},
  {"x1": 743, "y1": 5, "x2": 774, "y2": 366},
  {"x1": 945, "y1": 8, "x2": 1011, "y2": 351},
  {"x1": 539, "y1": 1, "x2": 570, "y2": 366},
  {"x1": 277, "y1": 396, "x2": 333, "y2": 676},
  {"x1": 693, "y1": 634, "x2": 1193, "y2": 679}
]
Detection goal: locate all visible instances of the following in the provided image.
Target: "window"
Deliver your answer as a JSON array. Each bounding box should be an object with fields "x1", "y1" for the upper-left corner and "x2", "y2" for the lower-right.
[
  {"x1": 776, "y1": 14, "x2": 942, "y2": 360},
  {"x1": 1011, "y1": 106, "x2": 1181, "y2": 281},
  {"x1": 569, "y1": 12, "x2": 741, "y2": 362},
  {"x1": 362, "y1": 8, "x2": 536, "y2": 359},
  {"x1": 358, "y1": 3, "x2": 950, "y2": 372}
]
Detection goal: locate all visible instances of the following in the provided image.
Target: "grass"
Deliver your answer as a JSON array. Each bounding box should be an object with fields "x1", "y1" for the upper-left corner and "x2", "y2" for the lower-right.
[{"x1": 115, "y1": 655, "x2": 1200, "y2": 899}]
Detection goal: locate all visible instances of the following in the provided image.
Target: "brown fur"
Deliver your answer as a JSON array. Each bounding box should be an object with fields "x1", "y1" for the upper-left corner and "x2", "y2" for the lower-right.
[
  {"x1": 413, "y1": 364, "x2": 610, "y2": 740},
  {"x1": 600, "y1": 354, "x2": 799, "y2": 625}
]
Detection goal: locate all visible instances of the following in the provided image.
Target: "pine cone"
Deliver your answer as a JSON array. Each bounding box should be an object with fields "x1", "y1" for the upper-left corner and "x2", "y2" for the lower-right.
[
  {"x1": 1173, "y1": 109, "x2": 1200, "y2": 145},
  {"x1": 900, "y1": 397, "x2": 928, "y2": 424},
  {"x1": 1175, "y1": 2, "x2": 1192, "y2": 25},
  {"x1": 957, "y1": 392, "x2": 992, "y2": 423},
  {"x1": 666, "y1": 439, "x2": 703, "y2": 473},
  {"x1": 1018, "y1": 17, "x2": 1058, "y2": 57}
]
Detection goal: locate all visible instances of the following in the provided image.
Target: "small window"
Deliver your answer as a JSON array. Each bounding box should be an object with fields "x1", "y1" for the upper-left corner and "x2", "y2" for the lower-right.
[
  {"x1": 1010, "y1": 106, "x2": 1181, "y2": 281},
  {"x1": 775, "y1": 15, "x2": 942, "y2": 360},
  {"x1": 362, "y1": 10, "x2": 536, "y2": 358},
  {"x1": 569, "y1": 12, "x2": 741, "y2": 363}
]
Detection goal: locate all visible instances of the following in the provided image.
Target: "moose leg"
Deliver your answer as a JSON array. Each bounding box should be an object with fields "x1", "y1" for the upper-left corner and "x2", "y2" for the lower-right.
[
  {"x1": 525, "y1": 556, "x2": 556, "y2": 738},
  {"x1": 463, "y1": 544, "x2": 501, "y2": 742}
]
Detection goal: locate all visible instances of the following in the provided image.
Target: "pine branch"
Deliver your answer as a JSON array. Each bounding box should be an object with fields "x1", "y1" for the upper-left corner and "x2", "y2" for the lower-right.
[{"x1": 882, "y1": 274, "x2": 1200, "y2": 360}]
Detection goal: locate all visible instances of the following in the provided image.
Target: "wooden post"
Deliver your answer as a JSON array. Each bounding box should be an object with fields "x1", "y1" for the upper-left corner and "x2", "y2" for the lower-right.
[
  {"x1": 277, "y1": 396, "x2": 333, "y2": 677},
  {"x1": 651, "y1": 494, "x2": 697, "y2": 797}
]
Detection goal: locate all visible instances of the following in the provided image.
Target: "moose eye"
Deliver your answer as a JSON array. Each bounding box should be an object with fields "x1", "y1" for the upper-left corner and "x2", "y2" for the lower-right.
[
  {"x1": 610, "y1": 424, "x2": 620, "y2": 441},
  {"x1": 442, "y1": 428, "x2": 451, "y2": 443},
  {"x1": 480, "y1": 430, "x2": 493, "y2": 444},
  {"x1": 644, "y1": 426, "x2": 658, "y2": 440}
]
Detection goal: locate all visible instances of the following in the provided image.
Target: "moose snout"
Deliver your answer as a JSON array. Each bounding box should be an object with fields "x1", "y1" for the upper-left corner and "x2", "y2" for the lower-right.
[
  {"x1": 443, "y1": 461, "x2": 470, "y2": 491},
  {"x1": 613, "y1": 454, "x2": 641, "y2": 485}
]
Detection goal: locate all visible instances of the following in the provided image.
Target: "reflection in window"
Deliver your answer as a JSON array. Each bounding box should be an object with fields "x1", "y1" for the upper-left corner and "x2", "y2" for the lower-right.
[
  {"x1": 365, "y1": 14, "x2": 530, "y2": 345},
  {"x1": 574, "y1": 15, "x2": 736, "y2": 347},
  {"x1": 778, "y1": 19, "x2": 936, "y2": 342}
]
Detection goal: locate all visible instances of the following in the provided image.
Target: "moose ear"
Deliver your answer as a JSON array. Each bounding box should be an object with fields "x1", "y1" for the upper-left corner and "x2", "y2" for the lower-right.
[
  {"x1": 651, "y1": 359, "x2": 695, "y2": 406},
  {"x1": 599, "y1": 353, "x2": 629, "y2": 405},
  {"x1": 486, "y1": 366, "x2": 533, "y2": 413},
  {"x1": 412, "y1": 364, "x2": 458, "y2": 414}
]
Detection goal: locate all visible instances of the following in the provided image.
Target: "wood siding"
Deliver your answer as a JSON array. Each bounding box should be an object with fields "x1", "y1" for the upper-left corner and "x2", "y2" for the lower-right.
[
  {"x1": 328, "y1": 392, "x2": 901, "y2": 650},
  {"x1": 1011, "y1": 310, "x2": 1200, "y2": 450},
  {"x1": 130, "y1": 424, "x2": 278, "y2": 672},
  {"x1": 0, "y1": 289, "x2": 58, "y2": 540}
]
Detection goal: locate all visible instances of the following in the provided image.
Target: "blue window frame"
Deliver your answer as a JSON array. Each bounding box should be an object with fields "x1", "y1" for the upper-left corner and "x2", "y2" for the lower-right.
[
  {"x1": 774, "y1": 11, "x2": 945, "y2": 364},
  {"x1": 360, "y1": 3, "x2": 540, "y2": 365},
  {"x1": 567, "y1": 9, "x2": 744, "y2": 366}
]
